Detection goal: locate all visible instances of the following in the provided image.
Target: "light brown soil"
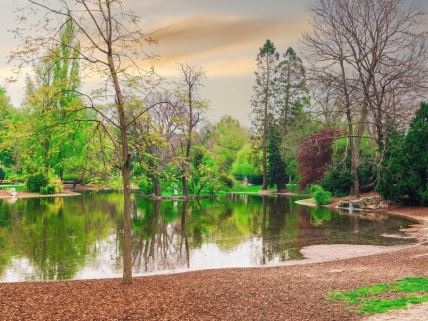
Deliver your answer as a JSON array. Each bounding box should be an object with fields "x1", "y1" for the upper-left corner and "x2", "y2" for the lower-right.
[
  {"x1": 0, "y1": 189, "x2": 80, "y2": 200},
  {"x1": 364, "y1": 302, "x2": 428, "y2": 321},
  {"x1": 0, "y1": 245, "x2": 427, "y2": 321}
]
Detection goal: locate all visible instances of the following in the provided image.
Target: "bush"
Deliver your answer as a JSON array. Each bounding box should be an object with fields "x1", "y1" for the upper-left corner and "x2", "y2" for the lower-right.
[
  {"x1": 0, "y1": 168, "x2": 5, "y2": 181},
  {"x1": 311, "y1": 185, "x2": 332, "y2": 205},
  {"x1": 40, "y1": 184, "x2": 56, "y2": 195},
  {"x1": 321, "y1": 137, "x2": 376, "y2": 196},
  {"x1": 26, "y1": 173, "x2": 48, "y2": 193},
  {"x1": 219, "y1": 172, "x2": 235, "y2": 189}
]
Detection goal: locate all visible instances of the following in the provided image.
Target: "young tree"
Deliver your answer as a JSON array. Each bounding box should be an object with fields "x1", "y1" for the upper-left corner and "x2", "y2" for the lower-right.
[
  {"x1": 177, "y1": 64, "x2": 207, "y2": 197},
  {"x1": 251, "y1": 40, "x2": 279, "y2": 190},
  {"x1": 18, "y1": 0, "x2": 161, "y2": 284},
  {"x1": 297, "y1": 129, "x2": 340, "y2": 188},
  {"x1": 205, "y1": 116, "x2": 249, "y2": 173}
]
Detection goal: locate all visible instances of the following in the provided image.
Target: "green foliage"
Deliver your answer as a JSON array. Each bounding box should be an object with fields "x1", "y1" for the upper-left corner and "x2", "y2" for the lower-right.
[
  {"x1": 41, "y1": 185, "x2": 56, "y2": 195},
  {"x1": 26, "y1": 173, "x2": 48, "y2": 193},
  {"x1": 321, "y1": 137, "x2": 376, "y2": 196},
  {"x1": 190, "y1": 146, "x2": 221, "y2": 196},
  {"x1": 231, "y1": 144, "x2": 263, "y2": 184},
  {"x1": 377, "y1": 103, "x2": 428, "y2": 205},
  {"x1": 331, "y1": 277, "x2": 428, "y2": 314},
  {"x1": 267, "y1": 124, "x2": 287, "y2": 190},
  {"x1": 311, "y1": 185, "x2": 332, "y2": 205},
  {"x1": 207, "y1": 116, "x2": 249, "y2": 173},
  {"x1": 219, "y1": 172, "x2": 235, "y2": 189}
]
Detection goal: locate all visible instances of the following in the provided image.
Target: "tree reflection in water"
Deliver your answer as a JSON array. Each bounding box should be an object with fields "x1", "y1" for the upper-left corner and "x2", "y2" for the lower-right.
[{"x1": 0, "y1": 193, "x2": 415, "y2": 282}]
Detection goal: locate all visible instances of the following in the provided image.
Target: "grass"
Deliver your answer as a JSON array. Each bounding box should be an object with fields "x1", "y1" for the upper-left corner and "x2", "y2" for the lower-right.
[
  {"x1": 0, "y1": 184, "x2": 25, "y2": 191},
  {"x1": 330, "y1": 277, "x2": 428, "y2": 314}
]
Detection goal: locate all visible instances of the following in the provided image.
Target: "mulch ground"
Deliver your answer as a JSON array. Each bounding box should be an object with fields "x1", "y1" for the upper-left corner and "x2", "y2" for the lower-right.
[{"x1": 1, "y1": 245, "x2": 428, "y2": 321}]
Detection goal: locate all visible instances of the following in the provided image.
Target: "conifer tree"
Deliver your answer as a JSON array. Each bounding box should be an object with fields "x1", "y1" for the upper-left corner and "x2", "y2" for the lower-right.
[
  {"x1": 275, "y1": 47, "x2": 309, "y2": 134},
  {"x1": 251, "y1": 40, "x2": 279, "y2": 190},
  {"x1": 267, "y1": 123, "x2": 287, "y2": 191}
]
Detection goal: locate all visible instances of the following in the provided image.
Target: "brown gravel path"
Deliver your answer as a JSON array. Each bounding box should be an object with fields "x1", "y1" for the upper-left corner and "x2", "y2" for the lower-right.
[{"x1": 0, "y1": 245, "x2": 427, "y2": 321}]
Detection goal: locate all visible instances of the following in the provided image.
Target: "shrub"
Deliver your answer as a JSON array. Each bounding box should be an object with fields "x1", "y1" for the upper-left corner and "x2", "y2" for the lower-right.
[
  {"x1": 26, "y1": 173, "x2": 48, "y2": 193},
  {"x1": 40, "y1": 184, "x2": 55, "y2": 195},
  {"x1": 51, "y1": 176, "x2": 63, "y2": 193},
  {"x1": 321, "y1": 137, "x2": 376, "y2": 196},
  {"x1": 311, "y1": 185, "x2": 332, "y2": 205},
  {"x1": 297, "y1": 129, "x2": 341, "y2": 188},
  {"x1": 219, "y1": 172, "x2": 235, "y2": 189}
]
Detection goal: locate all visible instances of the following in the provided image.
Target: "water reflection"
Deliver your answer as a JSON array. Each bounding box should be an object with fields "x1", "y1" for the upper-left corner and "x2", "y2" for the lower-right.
[{"x1": 0, "y1": 193, "x2": 415, "y2": 282}]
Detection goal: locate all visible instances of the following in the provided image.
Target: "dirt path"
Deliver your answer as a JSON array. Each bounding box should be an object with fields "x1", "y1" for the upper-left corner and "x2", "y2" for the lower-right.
[{"x1": 0, "y1": 245, "x2": 427, "y2": 321}]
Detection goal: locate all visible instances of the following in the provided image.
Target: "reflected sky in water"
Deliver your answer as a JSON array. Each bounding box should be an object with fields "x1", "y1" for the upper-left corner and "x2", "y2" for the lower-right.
[{"x1": 0, "y1": 193, "x2": 415, "y2": 282}]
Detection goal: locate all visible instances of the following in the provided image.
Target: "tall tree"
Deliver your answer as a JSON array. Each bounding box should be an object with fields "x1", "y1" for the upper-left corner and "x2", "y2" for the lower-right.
[
  {"x1": 267, "y1": 123, "x2": 287, "y2": 191},
  {"x1": 302, "y1": 0, "x2": 428, "y2": 197},
  {"x1": 378, "y1": 103, "x2": 428, "y2": 205},
  {"x1": 177, "y1": 64, "x2": 207, "y2": 197},
  {"x1": 251, "y1": 40, "x2": 279, "y2": 190},
  {"x1": 19, "y1": 0, "x2": 161, "y2": 284},
  {"x1": 275, "y1": 47, "x2": 309, "y2": 134}
]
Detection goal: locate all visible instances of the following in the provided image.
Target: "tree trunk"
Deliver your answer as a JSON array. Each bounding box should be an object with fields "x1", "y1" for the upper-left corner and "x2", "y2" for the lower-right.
[
  {"x1": 350, "y1": 109, "x2": 368, "y2": 198},
  {"x1": 108, "y1": 52, "x2": 133, "y2": 284},
  {"x1": 152, "y1": 172, "x2": 161, "y2": 197},
  {"x1": 181, "y1": 171, "x2": 188, "y2": 197}
]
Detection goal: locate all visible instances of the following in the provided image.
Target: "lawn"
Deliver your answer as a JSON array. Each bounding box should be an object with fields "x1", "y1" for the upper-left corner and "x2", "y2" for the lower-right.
[{"x1": 331, "y1": 277, "x2": 428, "y2": 314}]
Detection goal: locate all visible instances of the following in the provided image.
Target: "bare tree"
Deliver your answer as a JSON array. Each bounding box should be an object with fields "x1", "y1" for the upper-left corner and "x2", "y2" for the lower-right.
[
  {"x1": 16, "y1": 0, "x2": 161, "y2": 284},
  {"x1": 302, "y1": 0, "x2": 428, "y2": 197},
  {"x1": 177, "y1": 64, "x2": 207, "y2": 197}
]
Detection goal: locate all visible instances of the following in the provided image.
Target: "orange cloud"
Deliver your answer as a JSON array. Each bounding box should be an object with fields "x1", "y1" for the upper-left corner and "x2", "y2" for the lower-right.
[{"x1": 145, "y1": 14, "x2": 310, "y2": 76}]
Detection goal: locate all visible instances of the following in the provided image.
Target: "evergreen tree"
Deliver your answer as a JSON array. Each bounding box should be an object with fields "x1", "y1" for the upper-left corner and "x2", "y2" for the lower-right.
[
  {"x1": 275, "y1": 47, "x2": 309, "y2": 134},
  {"x1": 378, "y1": 103, "x2": 428, "y2": 205},
  {"x1": 251, "y1": 39, "x2": 279, "y2": 190},
  {"x1": 267, "y1": 123, "x2": 287, "y2": 191}
]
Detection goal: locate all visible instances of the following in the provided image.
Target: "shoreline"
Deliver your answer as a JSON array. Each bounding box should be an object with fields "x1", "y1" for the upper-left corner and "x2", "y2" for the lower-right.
[
  {"x1": 0, "y1": 190, "x2": 81, "y2": 200},
  {"x1": 1, "y1": 245, "x2": 427, "y2": 320}
]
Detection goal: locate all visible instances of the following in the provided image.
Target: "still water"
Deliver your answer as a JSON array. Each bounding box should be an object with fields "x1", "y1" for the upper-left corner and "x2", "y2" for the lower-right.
[{"x1": 0, "y1": 193, "x2": 415, "y2": 282}]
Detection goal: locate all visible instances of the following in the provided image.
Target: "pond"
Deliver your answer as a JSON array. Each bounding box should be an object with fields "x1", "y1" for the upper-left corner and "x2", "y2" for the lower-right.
[{"x1": 0, "y1": 193, "x2": 416, "y2": 282}]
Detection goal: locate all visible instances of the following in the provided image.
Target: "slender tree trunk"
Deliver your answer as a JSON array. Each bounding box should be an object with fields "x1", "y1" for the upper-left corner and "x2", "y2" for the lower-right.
[
  {"x1": 182, "y1": 88, "x2": 193, "y2": 197},
  {"x1": 262, "y1": 108, "x2": 268, "y2": 190},
  {"x1": 350, "y1": 109, "x2": 368, "y2": 198},
  {"x1": 152, "y1": 172, "x2": 161, "y2": 197},
  {"x1": 262, "y1": 56, "x2": 271, "y2": 191},
  {"x1": 108, "y1": 53, "x2": 133, "y2": 284}
]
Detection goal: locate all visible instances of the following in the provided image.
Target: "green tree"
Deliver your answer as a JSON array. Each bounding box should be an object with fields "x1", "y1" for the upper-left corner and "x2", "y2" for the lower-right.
[
  {"x1": 231, "y1": 144, "x2": 263, "y2": 184},
  {"x1": 378, "y1": 103, "x2": 428, "y2": 205},
  {"x1": 251, "y1": 40, "x2": 279, "y2": 190},
  {"x1": 206, "y1": 116, "x2": 249, "y2": 173},
  {"x1": 267, "y1": 123, "x2": 287, "y2": 191},
  {"x1": 0, "y1": 88, "x2": 17, "y2": 176},
  {"x1": 275, "y1": 47, "x2": 309, "y2": 134}
]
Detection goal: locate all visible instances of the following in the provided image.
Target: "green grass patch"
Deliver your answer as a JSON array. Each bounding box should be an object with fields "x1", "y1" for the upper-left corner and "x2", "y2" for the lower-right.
[
  {"x1": 331, "y1": 277, "x2": 428, "y2": 314},
  {"x1": 0, "y1": 184, "x2": 25, "y2": 191}
]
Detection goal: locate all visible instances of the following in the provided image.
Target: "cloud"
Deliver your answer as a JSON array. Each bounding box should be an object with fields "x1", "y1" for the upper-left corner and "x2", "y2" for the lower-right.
[{"x1": 146, "y1": 14, "x2": 310, "y2": 76}]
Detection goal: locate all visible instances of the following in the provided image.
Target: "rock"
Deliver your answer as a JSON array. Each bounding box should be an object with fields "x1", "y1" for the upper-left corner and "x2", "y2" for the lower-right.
[{"x1": 338, "y1": 196, "x2": 391, "y2": 211}]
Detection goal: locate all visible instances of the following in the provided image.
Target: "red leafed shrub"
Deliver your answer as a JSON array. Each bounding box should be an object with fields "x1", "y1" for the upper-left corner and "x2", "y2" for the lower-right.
[{"x1": 297, "y1": 129, "x2": 341, "y2": 188}]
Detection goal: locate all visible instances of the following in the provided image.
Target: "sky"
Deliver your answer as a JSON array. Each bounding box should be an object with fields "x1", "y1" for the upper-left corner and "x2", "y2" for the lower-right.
[{"x1": 0, "y1": 0, "x2": 427, "y2": 126}]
